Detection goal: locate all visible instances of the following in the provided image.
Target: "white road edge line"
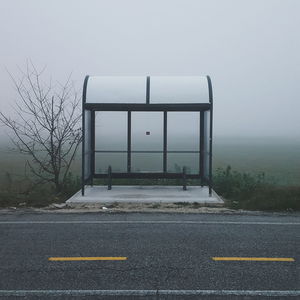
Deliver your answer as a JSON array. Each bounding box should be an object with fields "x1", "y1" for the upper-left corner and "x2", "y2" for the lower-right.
[
  {"x1": 0, "y1": 290, "x2": 299, "y2": 297},
  {"x1": 0, "y1": 221, "x2": 299, "y2": 225}
]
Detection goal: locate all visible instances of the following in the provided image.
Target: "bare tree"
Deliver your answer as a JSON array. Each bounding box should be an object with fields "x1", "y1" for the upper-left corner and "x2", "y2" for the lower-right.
[{"x1": 0, "y1": 62, "x2": 81, "y2": 193}]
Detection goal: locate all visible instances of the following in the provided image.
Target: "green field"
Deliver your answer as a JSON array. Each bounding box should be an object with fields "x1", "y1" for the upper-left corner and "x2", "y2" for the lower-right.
[
  {"x1": 213, "y1": 137, "x2": 300, "y2": 186},
  {"x1": 0, "y1": 136, "x2": 299, "y2": 187}
]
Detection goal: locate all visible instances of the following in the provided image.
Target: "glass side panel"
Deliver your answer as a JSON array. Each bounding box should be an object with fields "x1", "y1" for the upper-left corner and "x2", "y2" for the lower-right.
[
  {"x1": 84, "y1": 110, "x2": 91, "y2": 153},
  {"x1": 167, "y1": 112, "x2": 199, "y2": 151},
  {"x1": 203, "y1": 111, "x2": 210, "y2": 177},
  {"x1": 167, "y1": 153, "x2": 199, "y2": 174},
  {"x1": 131, "y1": 112, "x2": 163, "y2": 151},
  {"x1": 95, "y1": 153, "x2": 127, "y2": 173},
  {"x1": 131, "y1": 153, "x2": 163, "y2": 172},
  {"x1": 86, "y1": 76, "x2": 146, "y2": 103},
  {"x1": 150, "y1": 76, "x2": 209, "y2": 103},
  {"x1": 84, "y1": 110, "x2": 91, "y2": 180},
  {"x1": 95, "y1": 112, "x2": 127, "y2": 151}
]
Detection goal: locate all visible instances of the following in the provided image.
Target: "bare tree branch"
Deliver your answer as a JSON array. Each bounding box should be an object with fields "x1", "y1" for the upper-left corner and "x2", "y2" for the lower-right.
[{"x1": 0, "y1": 63, "x2": 82, "y2": 193}]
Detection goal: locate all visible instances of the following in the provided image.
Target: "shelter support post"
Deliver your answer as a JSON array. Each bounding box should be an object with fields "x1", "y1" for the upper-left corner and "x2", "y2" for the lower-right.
[
  {"x1": 207, "y1": 75, "x2": 213, "y2": 196},
  {"x1": 163, "y1": 111, "x2": 167, "y2": 173},
  {"x1": 91, "y1": 110, "x2": 95, "y2": 186},
  {"x1": 81, "y1": 76, "x2": 89, "y2": 196},
  {"x1": 81, "y1": 107, "x2": 85, "y2": 196},
  {"x1": 127, "y1": 111, "x2": 131, "y2": 173},
  {"x1": 200, "y1": 111, "x2": 204, "y2": 186}
]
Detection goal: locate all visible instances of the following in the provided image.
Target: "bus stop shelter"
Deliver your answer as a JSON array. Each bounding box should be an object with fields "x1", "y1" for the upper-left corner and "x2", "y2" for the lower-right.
[{"x1": 67, "y1": 76, "x2": 222, "y2": 205}]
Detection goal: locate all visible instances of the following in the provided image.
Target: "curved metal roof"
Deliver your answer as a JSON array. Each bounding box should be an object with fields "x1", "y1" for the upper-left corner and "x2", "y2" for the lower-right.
[{"x1": 85, "y1": 76, "x2": 211, "y2": 104}]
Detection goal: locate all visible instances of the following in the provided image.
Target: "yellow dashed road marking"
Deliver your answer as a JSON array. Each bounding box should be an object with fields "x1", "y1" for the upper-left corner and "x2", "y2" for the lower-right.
[
  {"x1": 212, "y1": 257, "x2": 295, "y2": 262},
  {"x1": 48, "y1": 257, "x2": 127, "y2": 261}
]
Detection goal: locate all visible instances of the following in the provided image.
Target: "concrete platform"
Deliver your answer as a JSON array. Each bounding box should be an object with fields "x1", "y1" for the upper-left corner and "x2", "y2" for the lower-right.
[{"x1": 66, "y1": 185, "x2": 223, "y2": 206}]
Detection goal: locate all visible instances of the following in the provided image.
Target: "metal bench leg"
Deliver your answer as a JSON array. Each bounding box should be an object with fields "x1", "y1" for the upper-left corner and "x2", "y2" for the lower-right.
[
  {"x1": 108, "y1": 166, "x2": 112, "y2": 190},
  {"x1": 183, "y1": 166, "x2": 187, "y2": 191}
]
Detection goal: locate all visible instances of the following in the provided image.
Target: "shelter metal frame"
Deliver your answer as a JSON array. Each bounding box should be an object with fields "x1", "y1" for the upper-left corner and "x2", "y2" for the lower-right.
[{"x1": 82, "y1": 76, "x2": 213, "y2": 196}]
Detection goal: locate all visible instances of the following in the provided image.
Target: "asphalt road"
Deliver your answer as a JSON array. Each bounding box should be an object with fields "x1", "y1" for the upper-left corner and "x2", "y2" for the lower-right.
[{"x1": 0, "y1": 211, "x2": 299, "y2": 299}]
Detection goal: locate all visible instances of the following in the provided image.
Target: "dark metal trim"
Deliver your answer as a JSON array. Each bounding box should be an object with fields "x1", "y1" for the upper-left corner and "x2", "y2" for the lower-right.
[
  {"x1": 200, "y1": 111, "x2": 204, "y2": 184},
  {"x1": 94, "y1": 172, "x2": 201, "y2": 179},
  {"x1": 207, "y1": 75, "x2": 213, "y2": 195},
  {"x1": 91, "y1": 110, "x2": 95, "y2": 186},
  {"x1": 81, "y1": 75, "x2": 89, "y2": 196},
  {"x1": 84, "y1": 103, "x2": 210, "y2": 111},
  {"x1": 94, "y1": 150, "x2": 200, "y2": 153},
  {"x1": 163, "y1": 111, "x2": 167, "y2": 172},
  {"x1": 146, "y1": 76, "x2": 150, "y2": 104},
  {"x1": 127, "y1": 111, "x2": 131, "y2": 172}
]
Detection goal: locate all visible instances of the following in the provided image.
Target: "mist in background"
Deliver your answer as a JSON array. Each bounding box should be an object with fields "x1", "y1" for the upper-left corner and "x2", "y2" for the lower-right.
[
  {"x1": 0, "y1": 0, "x2": 300, "y2": 139},
  {"x1": 0, "y1": 0, "x2": 300, "y2": 185}
]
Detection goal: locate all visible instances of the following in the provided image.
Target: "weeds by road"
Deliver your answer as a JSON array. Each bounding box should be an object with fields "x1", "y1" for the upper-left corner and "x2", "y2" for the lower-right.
[
  {"x1": 213, "y1": 166, "x2": 300, "y2": 211},
  {"x1": 0, "y1": 167, "x2": 299, "y2": 211}
]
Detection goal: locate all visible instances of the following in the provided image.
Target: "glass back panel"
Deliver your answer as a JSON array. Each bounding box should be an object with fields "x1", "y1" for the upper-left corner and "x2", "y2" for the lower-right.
[
  {"x1": 167, "y1": 112, "x2": 199, "y2": 151},
  {"x1": 95, "y1": 153, "x2": 127, "y2": 173},
  {"x1": 95, "y1": 112, "x2": 127, "y2": 151},
  {"x1": 131, "y1": 112, "x2": 163, "y2": 172},
  {"x1": 131, "y1": 112, "x2": 163, "y2": 151}
]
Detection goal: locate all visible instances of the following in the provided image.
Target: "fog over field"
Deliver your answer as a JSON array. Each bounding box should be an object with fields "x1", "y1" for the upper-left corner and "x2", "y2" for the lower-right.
[
  {"x1": 1, "y1": 136, "x2": 299, "y2": 186},
  {"x1": 0, "y1": 0, "x2": 299, "y2": 186}
]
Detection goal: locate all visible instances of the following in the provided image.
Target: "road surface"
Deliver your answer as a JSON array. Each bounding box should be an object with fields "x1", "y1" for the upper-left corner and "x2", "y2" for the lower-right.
[{"x1": 0, "y1": 211, "x2": 299, "y2": 299}]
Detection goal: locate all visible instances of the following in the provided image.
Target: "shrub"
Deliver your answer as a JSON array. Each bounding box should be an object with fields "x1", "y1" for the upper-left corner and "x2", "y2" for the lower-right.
[
  {"x1": 0, "y1": 172, "x2": 81, "y2": 207},
  {"x1": 213, "y1": 166, "x2": 300, "y2": 211}
]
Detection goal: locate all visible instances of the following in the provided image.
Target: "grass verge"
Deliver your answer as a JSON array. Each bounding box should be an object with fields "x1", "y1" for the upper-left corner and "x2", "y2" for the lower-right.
[
  {"x1": 213, "y1": 166, "x2": 300, "y2": 211},
  {"x1": 0, "y1": 167, "x2": 299, "y2": 211}
]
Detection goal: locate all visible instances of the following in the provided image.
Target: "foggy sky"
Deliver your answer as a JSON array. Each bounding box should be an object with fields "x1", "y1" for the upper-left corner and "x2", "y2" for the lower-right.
[{"x1": 0, "y1": 0, "x2": 300, "y2": 139}]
